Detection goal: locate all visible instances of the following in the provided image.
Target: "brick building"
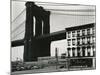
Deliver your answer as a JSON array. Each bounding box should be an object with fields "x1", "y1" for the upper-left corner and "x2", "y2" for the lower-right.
[{"x1": 66, "y1": 23, "x2": 96, "y2": 68}]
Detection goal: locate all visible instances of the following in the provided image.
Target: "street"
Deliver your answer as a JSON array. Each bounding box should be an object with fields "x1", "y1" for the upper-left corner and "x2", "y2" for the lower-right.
[{"x1": 11, "y1": 65, "x2": 95, "y2": 75}]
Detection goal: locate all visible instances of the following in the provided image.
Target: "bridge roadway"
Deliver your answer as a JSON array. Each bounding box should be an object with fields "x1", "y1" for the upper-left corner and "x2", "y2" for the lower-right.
[{"x1": 11, "y1": 30, "x2": 66, "y2": 47}]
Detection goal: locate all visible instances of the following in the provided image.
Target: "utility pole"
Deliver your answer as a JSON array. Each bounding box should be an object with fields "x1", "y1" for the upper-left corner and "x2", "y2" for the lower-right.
[
  {"x1": 65, "y1": 51, "x2": 69, "y2": 70},
  {"x1": 55, "y1": 48, "x2": 58, "y2": 69}
]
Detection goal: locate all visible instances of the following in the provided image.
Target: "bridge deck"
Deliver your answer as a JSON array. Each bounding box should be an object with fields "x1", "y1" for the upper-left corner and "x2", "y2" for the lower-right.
[{"x1": 11, "y1": 30, "x2": 66, "y2": 47}]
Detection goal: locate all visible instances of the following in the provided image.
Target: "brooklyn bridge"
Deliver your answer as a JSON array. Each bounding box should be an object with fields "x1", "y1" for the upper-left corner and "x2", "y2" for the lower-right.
[{"x1": 11, "y1": 2, "x2": 67, "y2": 62}]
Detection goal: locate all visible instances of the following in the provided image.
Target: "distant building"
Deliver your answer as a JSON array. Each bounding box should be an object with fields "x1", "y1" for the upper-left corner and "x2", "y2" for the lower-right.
[{"x1": 65, "y1": 23, "x2": 96, "y2": 68}]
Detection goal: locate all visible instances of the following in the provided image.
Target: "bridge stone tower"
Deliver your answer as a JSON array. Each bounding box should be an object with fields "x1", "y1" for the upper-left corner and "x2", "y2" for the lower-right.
[{"x1": 24, "y1": 2, "x2": 51, "y2": 62}]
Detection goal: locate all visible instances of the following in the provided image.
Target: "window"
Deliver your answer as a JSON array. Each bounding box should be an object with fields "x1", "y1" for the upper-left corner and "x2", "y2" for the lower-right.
[
  {"x1": 85, "y1": 37, "x2": 87, "y2": 44},
  {"x1": 92, "y1": 46, "x2": 95, "y2": 51},
  {"x1": 77, "y1": 38, "x2": 80, "y2": 45},
  {"x1": 85, "y1": 47, "x2": 88, "y2": 56},
  {"x1": 77, "y1": 30, "x2": 80, "y2": 36},
  {"x1": 72, "y1": 39, "x2": 76, "y2": 46},
  {"x1": 87, "y1": 46, "x2": 91, "y2": 56},
  {"x1": 82, "y1": 29, "x2": 85, "y2": 36},
  {"x1": 67, "y1": 39, "x2": 71, "y2": 46},
  {"x1": 90, "y1": 37, "x2": 92, "y2": 44},
  {"x1": 90, "y1": 28, "x2": 92, "y2": 34},
  {"x1": 92, "y1": 36, "x2": 95, "y2": 43},
  {"x1": 87, "y1": 37, "x2": 90, "y2": 44},
  {"x1": 89, "y1": 46, "x2": 93, "y2": 56},
  {"x1": 82, "y1": 37, "x2": 85, "y2": 45},
  {"x1": 72, "y1": 47, "x2": 75, "y2": 57},
  {"x1": 72, "y1": 31, "x2": 76, "y2": 37},
  {"x1": 92, "y1": 46, "x2": 95, "y2": 56},
  {"x1": 87, "y1": 28, "x2": 90, "y2": 35},
  {"x1": 67, "y1": 48, "x2": 71, "y2": 57},
  {"x1": 77, "y1": 47, "x2": 80, "y2": 57},
  {"x1": 68, "y1": 32, "x2": 71, "y2": 38},
  {"x1": 82, "y1": 47, "x2": 86, "y2": 57},
  {"x1": 92, "y1": 27, "x2": 95, "y2": 35}
]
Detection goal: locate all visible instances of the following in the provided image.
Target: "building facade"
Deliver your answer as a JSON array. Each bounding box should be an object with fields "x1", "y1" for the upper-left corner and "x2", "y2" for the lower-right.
[{"x1": 66, "y1": 23, "x2": 96, "y2": 68}]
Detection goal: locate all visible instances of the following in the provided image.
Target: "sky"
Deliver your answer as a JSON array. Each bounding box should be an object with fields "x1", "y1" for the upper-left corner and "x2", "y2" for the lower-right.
[{"x1": 11, "y1": 1, "x2": 95, "y2": 61}]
